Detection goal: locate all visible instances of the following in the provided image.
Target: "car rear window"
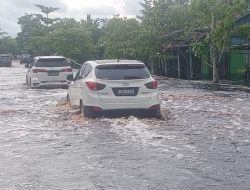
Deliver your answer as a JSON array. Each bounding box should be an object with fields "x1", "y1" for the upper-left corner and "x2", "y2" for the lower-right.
[
  {"x1": 35, "y1": 58, "x2": 69, "y2": 67},
  {"x1": 95, "y1": 64, "x2": 150, "y2": 80}
]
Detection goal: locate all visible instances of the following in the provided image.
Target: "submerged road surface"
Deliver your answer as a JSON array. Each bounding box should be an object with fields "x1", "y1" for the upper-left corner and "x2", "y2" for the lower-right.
[{"x1": 0, "y1": 61, "x2": 250, "y2": 190}]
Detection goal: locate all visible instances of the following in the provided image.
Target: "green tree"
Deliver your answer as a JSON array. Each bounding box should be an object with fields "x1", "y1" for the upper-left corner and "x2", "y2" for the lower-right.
[
  {"x1": 17, "y1": 5, "x2": 98, "y2": 61},
  {"x1": 139, "y1": 0, "x2": 190, "y2": 56},
  {"x1": 17, "y1": 13, "x2": 47, "y2": 53},
  {"x1": 0, "y1": 36, "x2": 19, "y2": 55},
  {"x1": 35, "y1": 4, "x2": 60, "y2": 31},
  {"x1": 0, "y1": 29, "x2": 19, "y2": 54},
  {"x1": 81, "y1": 14, "x2": 108, "y2": 59},
  {"x1": 0, "y1": 28, "x2": 7, "y2": 38},
  {"x1": 188, "y1": 0, "x2": 247, "y2": 82},
  {"x1": 49, "y1": 18, "x2": 94, "y2": 62},
  {"x1": 17, "y1": 5, "x2": 61, "y2": 55},
  {"x1": 102, "y1": 16, "x2": 151, "y2": 61}
]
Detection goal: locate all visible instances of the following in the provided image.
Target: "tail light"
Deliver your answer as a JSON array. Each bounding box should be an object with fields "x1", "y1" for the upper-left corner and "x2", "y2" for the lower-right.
[
  {"x1": 61, "y1": 68, "x2": 72, "y2": 72},
  {"x1": 86, "y1": 81, "x2": 106, "y2": 91},
  {"x1": 145, "y1": 80, "x2": 158, "y2": 89},
  {"x1": 32, "y1": 68, "x2": 47, "y2": 73}
]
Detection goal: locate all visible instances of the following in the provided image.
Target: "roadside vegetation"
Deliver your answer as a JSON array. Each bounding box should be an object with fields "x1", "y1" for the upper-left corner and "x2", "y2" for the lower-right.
[{"x1": 0, "y1": 0, "x2": 249, "y2": 81}]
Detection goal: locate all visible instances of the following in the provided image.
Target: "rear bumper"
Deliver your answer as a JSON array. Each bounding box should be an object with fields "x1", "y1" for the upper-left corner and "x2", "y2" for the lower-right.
[
  {"x1": 30, "y1": 73, "x2": 72, "y2": 88},
  {"x1": 82, "y1": 92, "x2": 160, "y2": 110},
  {"x1": 32, "y1": 81, "x2": 70, "y2": 88},
  {"x1": 84, "y1": 105, "x2": 161, "y2": 118},
  {"x1": 100, "y1": 101, "x2": 160, "y2": 110}
]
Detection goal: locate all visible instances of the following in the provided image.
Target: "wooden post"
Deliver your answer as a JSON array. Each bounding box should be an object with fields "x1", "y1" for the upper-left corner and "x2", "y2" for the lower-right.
[
  {"x1": 189, "y1": 43, "x2": 193, "y2": 79},
  {"x1": 177, "y1": 50, "x2": 181, "y2": 78},
  {"x1": 164, "y1": 56, "x2": 167, "y2": 76}
]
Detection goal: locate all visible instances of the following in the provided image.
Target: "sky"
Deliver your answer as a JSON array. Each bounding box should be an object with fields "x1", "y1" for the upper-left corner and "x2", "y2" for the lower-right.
[{"x1": 0, "y1": 0, "x2": 143, "y2": 37}]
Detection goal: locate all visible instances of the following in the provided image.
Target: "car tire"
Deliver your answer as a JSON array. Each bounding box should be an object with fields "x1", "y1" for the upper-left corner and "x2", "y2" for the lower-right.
[
  {"x1": 67, "y1": 94, "x2": 72, "y2": 108},
  {"x1": 80, "y1": 100, "x2": 96, "y2": 119},
  {"x1": 151, "y1": 107, "x2": 162, "y2": 119},
  {"x1": 30, "y1": 79, "x2": 35, "y2": 89},
  {"x1": 26, "y1": 77, "x2": 29, "y2": 85}
]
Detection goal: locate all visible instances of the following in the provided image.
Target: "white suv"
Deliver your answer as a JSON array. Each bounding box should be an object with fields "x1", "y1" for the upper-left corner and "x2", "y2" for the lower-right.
[
  {"x1": 26, "y1": 56, "x2": 73, "y2": 88},
  {"x1": 67, "y1": 60, "x2": 161, "y2": 118}
]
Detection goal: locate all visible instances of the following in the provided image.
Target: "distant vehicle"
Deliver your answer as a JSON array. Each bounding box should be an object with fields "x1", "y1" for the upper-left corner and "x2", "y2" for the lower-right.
[
  {"x1": 20, "y1": 53, "x2": 31, "y2": 64},
  {"x1": 26, "y1": 56, "x2": 73, "y2": 88},
  {"x1": 67, "y1": 59, "x2": 161, "y2": 118},
  {"x1": 0, "y1": 54, "x2": 12, "y2": 67}
]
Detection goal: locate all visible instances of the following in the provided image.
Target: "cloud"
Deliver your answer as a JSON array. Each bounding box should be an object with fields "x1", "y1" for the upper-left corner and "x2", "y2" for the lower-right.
[
  {"x1": 0, "y1": 0, "x2": 142, "y2": 37},
  {"x1": 121, "y1": 0, "x2": 143, "y2": 16}
]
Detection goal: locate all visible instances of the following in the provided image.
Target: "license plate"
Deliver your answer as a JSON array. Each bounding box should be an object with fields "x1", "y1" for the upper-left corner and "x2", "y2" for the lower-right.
[
  {"x1": 48, "y1": 72, "x2": 59, "y2": 76},
  {"x1": 117, "y1": 89, "x2": 135, "y2": 96}
]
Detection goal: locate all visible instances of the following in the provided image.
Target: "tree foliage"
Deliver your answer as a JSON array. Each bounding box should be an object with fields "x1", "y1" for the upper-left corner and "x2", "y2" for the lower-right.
[
  {"x1": 0, "y1": 29, "x2": 19, "y2": 54},
  {"x1": 189, "y1": 0, "x2": 247, "y2": 82},
  {"x1": 49, "y1": 18, "x2": 94, "y2": 61},
  {"x1": 139, "y1": 0, "x2": 190, "y2": 55},
  {"x1": 102, "y1": 17, "x2": 150, "y2": 60},
  {"x1": 13, "y1": 2, "x2": 249, "y2": 79},
  {"x1": 237, "y1": 23, "x2": 250, "y2": 37}
]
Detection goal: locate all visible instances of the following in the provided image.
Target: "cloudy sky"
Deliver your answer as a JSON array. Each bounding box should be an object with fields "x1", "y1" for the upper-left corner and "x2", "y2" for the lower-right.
[{"x1": 0, "y1": 0, "x2": 143, "y2": 37}]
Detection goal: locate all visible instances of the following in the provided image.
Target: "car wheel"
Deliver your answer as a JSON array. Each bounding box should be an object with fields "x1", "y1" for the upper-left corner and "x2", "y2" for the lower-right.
[
  {"x1": 151, "y1": 107, "x2": 162, "y2": 119},
  {"x1": 26, "y1": 78, "x2": 31, "y2": 89},
  {"x1": 67, "y1": 94, "x2": 72, "y2": 108},
  {"x1": 80, "y1": 101, "x2": 96, "y2": 119},
  {"x1": 26, "y1": 77, "x2": 29, "y2": 85},
  {"x1": 30, "y1": 78, "x2": 35, "y2": 89},
  {"x1": 80, "y1": 101, "x2": 88, "y2": 117}
]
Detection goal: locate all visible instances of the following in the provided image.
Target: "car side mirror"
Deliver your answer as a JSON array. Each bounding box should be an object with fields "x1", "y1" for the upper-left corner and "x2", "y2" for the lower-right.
[{"x1": 67, "y1": 74, "x2": 74, "y2": 81}]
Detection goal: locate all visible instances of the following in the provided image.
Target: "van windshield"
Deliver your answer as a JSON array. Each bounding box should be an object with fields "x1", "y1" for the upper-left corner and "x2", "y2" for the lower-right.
[
  {"x1": 95, "y1": 64, "x2": 150, "y2": 80},
  {"x1": 36, "y1": 58, "x2": 69, "y2": 67}
]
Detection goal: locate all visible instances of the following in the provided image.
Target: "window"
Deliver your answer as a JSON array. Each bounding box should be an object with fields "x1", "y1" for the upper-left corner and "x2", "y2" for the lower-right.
[
  {"x1": 75, "y1": 64, "x2": 86, "y2": 80},
  {"x1": 95, "y1": 64, "x2": 150, "y2": 80},
  {"x1": 81, "y1": 64, "x2": 92, "y2": 79},
  {"x1": 30, "y1": 59, "x2": 36, "y2": 67},
  {"x1": 35, "y1": 58, "x2": 69, "y2": 67}
]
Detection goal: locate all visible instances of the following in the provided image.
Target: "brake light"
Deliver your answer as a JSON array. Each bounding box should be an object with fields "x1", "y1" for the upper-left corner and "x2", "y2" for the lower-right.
[
  {"x1": 86, "y1": 81, "x2": 106, "y2": 91},
  {"x1": 32, "y1": 68, "x2": 47, "y2": 73},
  {"x1": 145, "y1": 80, "x2": 158, "y2": 89},
  {"x1": 61, "y1": 68, "x2": 72, "y2": 72}
]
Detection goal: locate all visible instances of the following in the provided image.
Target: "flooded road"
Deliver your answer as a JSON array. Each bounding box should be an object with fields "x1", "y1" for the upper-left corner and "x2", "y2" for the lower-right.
[{"x1": 0, "y1": 61, "x2": 250, "y2": 190}]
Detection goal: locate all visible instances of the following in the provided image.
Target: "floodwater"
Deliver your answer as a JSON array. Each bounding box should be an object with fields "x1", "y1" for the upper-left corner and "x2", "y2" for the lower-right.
[{"x1": 0, "y1": 61, "x2": 250, "y2": 190}]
